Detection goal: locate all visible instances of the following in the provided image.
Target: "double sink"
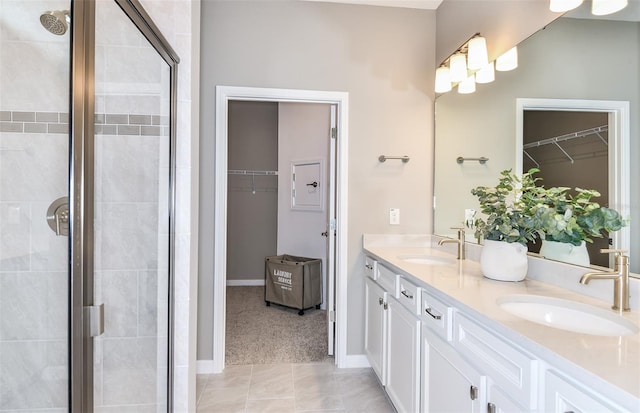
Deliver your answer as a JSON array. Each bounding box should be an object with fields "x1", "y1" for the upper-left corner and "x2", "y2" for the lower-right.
[{"x1": 398, "y1": 253, "x2": 638, "y2": 337}]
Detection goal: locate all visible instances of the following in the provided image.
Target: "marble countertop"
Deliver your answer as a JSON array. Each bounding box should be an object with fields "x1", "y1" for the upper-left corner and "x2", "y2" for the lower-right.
[{"x1": 363, "y1": 234, "x2": 640, "y2": 405}]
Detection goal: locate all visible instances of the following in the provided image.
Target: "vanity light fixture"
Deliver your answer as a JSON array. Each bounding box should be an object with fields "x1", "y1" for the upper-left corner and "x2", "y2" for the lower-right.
[
  {"x1": 449, "y1": 52, "x2": 468, "y2": 83},
  {"x1": 435, "y1": 66, "x2": 452, "y2": 93},
  {"x1": 549, "y1": 0, "x2": 628, "y2": 15},
  {"x1": 549, "y1": 0, "x2": 583, "y2": 12},
  {"x1": 458, "y1": 75, "x2": 476, "y2": 94},
  {"x1": 435, "y1": 33, "x2": 489, "y2": 94},
  {"x1": 467, "y1": 35, "x2": 488, "y2": 70},
  {"x1": 592, "y1": 0, "x2": 628, "y2": 15},
  {"x1": 496, "y1": 46, "x2": 518, "y2": 71},
  {"x1": 475, "y1": 61, "x2": 495, "y2": 84}
]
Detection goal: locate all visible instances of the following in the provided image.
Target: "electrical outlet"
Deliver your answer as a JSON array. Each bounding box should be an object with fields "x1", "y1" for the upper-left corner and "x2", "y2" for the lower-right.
[{"x1": 389, "y1": 208, "x2": 400, "y2": 225}]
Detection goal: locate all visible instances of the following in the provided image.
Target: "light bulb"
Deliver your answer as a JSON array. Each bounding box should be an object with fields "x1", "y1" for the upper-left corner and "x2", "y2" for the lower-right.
[
  {"x1": 467, "y1": 36, "x2": 488, "y2": 71},
  {"x1": 458, "y1": 75, "x2": 476, "y2": 94},
  {"x1": 496, "y1": 47, "x2": 518, "y2": 72},
  {"x1": 435, "y1": 66, "x2": 452, "y2": 93},
  {"x1": 475, "y1": 62, "x2": 495, "y2": 84},
  {"x1": 449, "y1": 53, "x2": 467, "y2": 83},
  {"x1": 591, "y1": 0, "x2": 627, "y2": 15},
  {"x1": 549, "y1": 0, "x2": 583, "y2": 12}
]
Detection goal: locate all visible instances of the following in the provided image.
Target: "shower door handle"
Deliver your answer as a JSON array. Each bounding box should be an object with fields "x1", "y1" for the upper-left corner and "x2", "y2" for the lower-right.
[{"x1": 46, "y1": 197, "x2": 69, "y2": 236}]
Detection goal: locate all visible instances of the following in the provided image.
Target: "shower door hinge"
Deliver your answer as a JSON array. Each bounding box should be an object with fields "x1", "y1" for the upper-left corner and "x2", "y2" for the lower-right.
[
  {"x1": 331, "y1": 127, "x2": 337, "y2": 140},
  {"x1": 83, "y1": 303, "x2": 104, "y2": 337},
  {"x1": 329, "y1": 310, "x2": 336, "y2": 322}
]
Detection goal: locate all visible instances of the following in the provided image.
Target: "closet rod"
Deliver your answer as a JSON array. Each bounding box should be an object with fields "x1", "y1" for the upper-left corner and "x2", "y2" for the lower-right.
[
  {"x1": 228, "y1": 169, "x2": 278, "y2": 176},
  {"x1": 523, "y1": 125, "x2": 608, "y2": 149}
]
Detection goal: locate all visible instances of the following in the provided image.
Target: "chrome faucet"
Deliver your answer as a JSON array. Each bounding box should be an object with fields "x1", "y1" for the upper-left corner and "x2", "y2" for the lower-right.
[
  {"x1": 438, "y1": 227, "x2": 465, "y2": 260},
  {"x1": 580, "y1": 249, "x2": 630, "y2": 312}
]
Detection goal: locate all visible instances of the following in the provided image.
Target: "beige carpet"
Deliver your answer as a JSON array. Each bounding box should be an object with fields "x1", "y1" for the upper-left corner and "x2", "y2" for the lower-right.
[{"x1": 225, "y1": 286, "x2": 329, "y2": 365}]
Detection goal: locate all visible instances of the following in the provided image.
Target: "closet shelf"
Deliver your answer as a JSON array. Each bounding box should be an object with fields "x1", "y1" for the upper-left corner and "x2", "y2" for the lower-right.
[
  {"x1": 228, "y1": 169, "x2": 278, "y2": 176},
  {"x1": 523, "y1": 125, "x2": 608, "y2": 149},
  {"x1": 523, "y1": 125, "x2": 608, "y2": 166}
]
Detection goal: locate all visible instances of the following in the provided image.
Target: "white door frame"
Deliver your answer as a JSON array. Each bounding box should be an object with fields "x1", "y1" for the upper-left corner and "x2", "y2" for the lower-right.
[
  {"x1": 516, "y1": 98, "x2": 630, "y2": 255},
  {"x1": 213, "y1": 86, "x2": 349, "y2": 372}
]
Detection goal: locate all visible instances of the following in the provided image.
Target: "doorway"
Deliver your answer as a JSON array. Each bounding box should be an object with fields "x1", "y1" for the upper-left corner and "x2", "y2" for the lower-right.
[
  {"x1": 516, "y1": 98, "x2": 631, "y2": 266},
  {"x1": 213, "y1": 86, "x2": 349, "y2": 372}
]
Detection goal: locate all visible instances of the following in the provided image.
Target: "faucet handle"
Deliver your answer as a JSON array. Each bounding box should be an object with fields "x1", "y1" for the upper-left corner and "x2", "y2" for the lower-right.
[
  {"x1": 600, "y1": 248, "x2": 628, "y2": 256},
  {"x1": 450, "y1": 227, "x2": 465, "y2": 239}
]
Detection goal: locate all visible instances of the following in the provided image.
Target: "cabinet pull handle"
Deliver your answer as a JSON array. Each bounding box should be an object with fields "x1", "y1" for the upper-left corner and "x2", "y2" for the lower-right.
[
  {"x1": 378, "y1": 297, "x2": 384, "y2": 305},
  {"x1": 487, "y1": 402, "x2": 496, "y2": 413},
  {"x1": 425, "y1": 307, "x2": 441, "y2": 320},
  {"x1": 383, "y1": 302, "x2": 388, "y2": 310},
  {"x1": 401, "y1": 290, "x2": 413, "y2": 299},
  {"x1": 469, "y1": 385, "x2": 478, "y2": 400}
]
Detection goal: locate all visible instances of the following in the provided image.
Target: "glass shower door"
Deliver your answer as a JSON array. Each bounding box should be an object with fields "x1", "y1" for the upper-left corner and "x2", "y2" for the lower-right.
[
  {"x1": 0, "y1": 0, "x2": 71, "y2": 411},
  {"x1": 92, "y1": 0, "x2": 171, "y2": 410}
]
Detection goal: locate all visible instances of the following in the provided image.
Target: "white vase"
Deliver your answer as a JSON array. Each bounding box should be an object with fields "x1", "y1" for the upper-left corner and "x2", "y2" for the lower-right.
[
  {"x1": 539, "y1": 240, "x2": 590, "y2": 267},
  {"x1": 480, "y1": 240, "x2": 528, "y2": 282}
]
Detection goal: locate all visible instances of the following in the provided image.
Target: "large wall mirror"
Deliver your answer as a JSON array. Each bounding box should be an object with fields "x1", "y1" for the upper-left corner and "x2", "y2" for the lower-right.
[{"x1": 433, "y1": 4, "x2": 639, "y2": 273}]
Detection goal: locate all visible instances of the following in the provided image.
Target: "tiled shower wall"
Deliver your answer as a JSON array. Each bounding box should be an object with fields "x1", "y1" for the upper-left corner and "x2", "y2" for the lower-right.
[{"x1": 0, "y1": 112, "x2": 169, "y2": 411}]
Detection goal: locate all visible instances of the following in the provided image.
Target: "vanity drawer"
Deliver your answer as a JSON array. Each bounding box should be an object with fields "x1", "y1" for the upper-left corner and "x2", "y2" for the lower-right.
[
  {"x1": 454, "y1": 312, "x2": 537, "y2": 409},
  {"x1": 376, "y1": 264, "x2": 398, "y2": 295},
  {"x1": 420, "y1": 290, "x2": 453, "y2": 341},
  {"x1": 397, "y1": 276, "x2": 421, "y2": 315},
  {"x1": 364, "y1": 256, "x2": 377, "y2": 280}
]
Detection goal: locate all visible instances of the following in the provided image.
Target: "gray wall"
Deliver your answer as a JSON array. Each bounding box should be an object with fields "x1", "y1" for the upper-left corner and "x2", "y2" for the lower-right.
[
  {"x1": 226, "y1": 101, "x2": 278, "y2": 281},
  {"x1": 198, "y1": 1, "x2": 435, "y2": 359}
]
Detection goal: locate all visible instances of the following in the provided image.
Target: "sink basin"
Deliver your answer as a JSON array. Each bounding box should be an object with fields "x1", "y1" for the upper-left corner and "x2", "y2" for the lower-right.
[
  {"x1": 497, "y1": 294, "x2": 639, "y2": 337},
  {"x1": 397, "y1": 254, "x2": 456, "y2": 265}
]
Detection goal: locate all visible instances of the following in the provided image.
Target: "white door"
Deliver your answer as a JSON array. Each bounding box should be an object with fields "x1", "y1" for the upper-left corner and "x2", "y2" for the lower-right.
[
  {"x1": 277, "y1": 102, "x2": 334, "y2": 352},
  {"x1": 326, "y1": 105, "x2": 337, "y2": 355}
]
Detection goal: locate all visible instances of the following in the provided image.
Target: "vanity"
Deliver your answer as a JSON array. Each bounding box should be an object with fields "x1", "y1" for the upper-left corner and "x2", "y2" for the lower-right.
[{"x1": 363, "y1": 234, "x2": 640, "y2": 413}]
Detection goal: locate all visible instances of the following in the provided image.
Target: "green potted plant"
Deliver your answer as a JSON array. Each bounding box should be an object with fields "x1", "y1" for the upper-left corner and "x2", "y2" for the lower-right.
[
  {"x1": 528, "y1": 182, "x2": 627, "y2": 266},
  {"x1": 470, "y1": 169, "x2": 540, "y2": 281}
]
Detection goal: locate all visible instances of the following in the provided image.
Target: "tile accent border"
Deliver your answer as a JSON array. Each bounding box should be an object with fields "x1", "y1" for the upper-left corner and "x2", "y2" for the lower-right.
[{"x1": 0, "y1": 111, "x2": 169, "y2": 136}]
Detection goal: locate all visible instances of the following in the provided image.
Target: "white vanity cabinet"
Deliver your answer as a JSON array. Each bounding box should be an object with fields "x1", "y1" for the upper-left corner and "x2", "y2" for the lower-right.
[
  {"x1": 543, "y1": 370, "x2": 629, "y2": 413},
  {"x1": 422, "y1": 328, "x2": 485, "y2": 412},
  {"x1": 364, "y1": 276, "x2": 387, "y2": 384},
  {"x1": 454, "y1": 312, "x2": 536, "y2": 412},
  {"x1": 386, "y1": 277, "x2": 421, "y2": 413}
]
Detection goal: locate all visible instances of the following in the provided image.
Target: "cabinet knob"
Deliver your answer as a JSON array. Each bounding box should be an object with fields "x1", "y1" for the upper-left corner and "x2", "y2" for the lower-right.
[
  {"x1": 469, "y1": 385, "x2": 478, "y2": 400},
  {"x1": 487, "y1": 402, "x2": 496, "y2": 413},
  {"x1": 383, "y1": 302, "x2": 388, "y2": 310},
  {"x1": 378, "y1": 297, "x2": 384, "y2": 305}
]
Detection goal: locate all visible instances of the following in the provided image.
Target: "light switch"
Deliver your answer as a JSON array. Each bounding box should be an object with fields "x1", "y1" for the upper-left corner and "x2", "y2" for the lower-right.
[{"x1": 389, "y1": 208, "x2": 400, "y2": 225}]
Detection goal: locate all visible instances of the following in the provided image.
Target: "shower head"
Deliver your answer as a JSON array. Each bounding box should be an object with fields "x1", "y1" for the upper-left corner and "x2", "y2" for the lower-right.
[{"x1": 40, "y1": 10, "x2": 70, "y2": 35}]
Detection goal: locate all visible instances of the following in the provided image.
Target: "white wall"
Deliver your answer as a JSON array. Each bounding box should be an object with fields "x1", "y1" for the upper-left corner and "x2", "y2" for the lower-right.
[
  {"x1": 434, "y1": 18, "x2": 639, "y2": 271},
  {"x1": 277, "y1": 102, "x2": 331, "y2": 304},
  {"x1": 198, "y1": 1, "x2": 435, "y2": 360}
]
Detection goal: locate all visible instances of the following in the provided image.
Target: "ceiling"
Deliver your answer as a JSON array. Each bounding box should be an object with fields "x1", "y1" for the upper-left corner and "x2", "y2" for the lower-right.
[{"x1": 300, "y1": 0, "x2": 444, "y2": 10}]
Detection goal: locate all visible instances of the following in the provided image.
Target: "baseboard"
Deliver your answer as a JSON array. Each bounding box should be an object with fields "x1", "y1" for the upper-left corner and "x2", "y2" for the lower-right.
[
  {"x1": 339, "y1": 354, "x2": 371, "y2": 369},
  {"x1": 196, "y1": 360, "x2": 216, "y2": 374},
  {"x1": 226, "y1": 279, "x2": 265, "y2": 286}
]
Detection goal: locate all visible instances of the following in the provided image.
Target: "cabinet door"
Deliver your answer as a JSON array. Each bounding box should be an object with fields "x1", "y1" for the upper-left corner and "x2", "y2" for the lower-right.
[
  {"x1": 544, "y1": 371, "x2": 625, "y2": 413},
  {"x1": 364, "y1": 278, "x2": 387, "y2": 384},
  {"x1": 386, "y1": 296, "x2": 421, "y2": 413},
  {"x1": 422, "y1": 329, "x2": 484, "y2": 413},
  {"x1": 488, "y1": 384, "x2": 528, "y2": 413}
]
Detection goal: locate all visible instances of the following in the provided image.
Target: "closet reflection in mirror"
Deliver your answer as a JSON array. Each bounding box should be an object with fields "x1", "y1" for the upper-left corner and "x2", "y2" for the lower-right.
[
  {"x1": 523, "y1": 110, "x2": 609, "y2": 267},
  {"x1": 433, "y1": 14, "x2": 639, "y2": 273}
]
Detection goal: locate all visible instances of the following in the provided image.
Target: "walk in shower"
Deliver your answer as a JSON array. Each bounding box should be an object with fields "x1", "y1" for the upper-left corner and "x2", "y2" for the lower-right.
[{"x1": 0, "y1": 0, "x2": 178, "y2": 411}]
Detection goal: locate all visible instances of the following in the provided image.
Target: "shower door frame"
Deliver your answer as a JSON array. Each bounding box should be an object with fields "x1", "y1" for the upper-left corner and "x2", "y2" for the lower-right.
[{"x1": 69, "y1": 0, "x2": 180, "y2": 411}]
